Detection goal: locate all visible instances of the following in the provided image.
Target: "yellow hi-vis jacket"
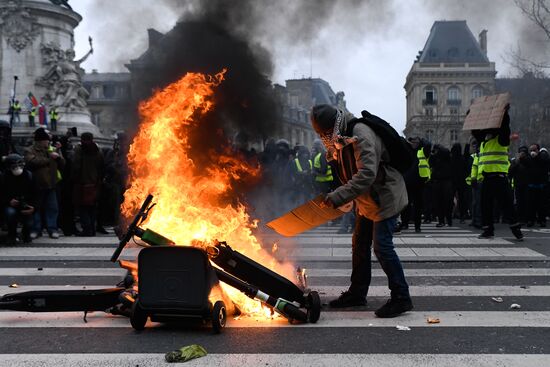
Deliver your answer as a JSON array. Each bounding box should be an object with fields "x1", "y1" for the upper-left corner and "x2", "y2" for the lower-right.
[
  {"x1": 466, "y1": 153, "x2": 481, "y2": 185},
  {"x1": 417, "y1": 149, "x2": 431, "y2": 180},
  {"x1": 294, "y1": 158, "x2": 312, "y2": 172},
  {"x1": 49, "y1": 110, "x2": 59, "y2": 120},
  {"x1": 313, "y1": 152, "x2": 333, "y2": 183},
  {"x1": 478, "y1": 137, "x2": 510, "y2": 176}
]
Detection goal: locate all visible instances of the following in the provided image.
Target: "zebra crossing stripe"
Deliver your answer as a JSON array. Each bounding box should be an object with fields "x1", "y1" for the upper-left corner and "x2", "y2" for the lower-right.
[
  {"x1": 315, "y1": 285, "x2": 550, "y2": 297},
  {"x1": 2, "y1": 284, "x2": 549, "y2": 297},
  {"x1": 2, "y1": 267, "x2": 548, "y2": 278},
  {"x1": 306, "y1": 268, "x2": 550, "y2": 277},
  {"x1": 0, "y1": 353, "x2": 548, "y2": 367},
  {"x1": 0, "y1": 310, "x2": 548, "y2": 328},
  {"x1": 0, "y1": 268, "x2": 127, "y2": 276}
]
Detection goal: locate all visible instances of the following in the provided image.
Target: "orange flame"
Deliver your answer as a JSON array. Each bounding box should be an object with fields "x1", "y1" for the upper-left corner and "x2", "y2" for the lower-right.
[{"x1": 122, "y1": 70, "x2": 295, "y2": 317}]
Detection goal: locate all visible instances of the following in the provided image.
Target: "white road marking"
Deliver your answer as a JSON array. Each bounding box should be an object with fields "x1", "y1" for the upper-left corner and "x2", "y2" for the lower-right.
[{"x1": 0, "y1": 311, "x2": 548, "y2": 328}]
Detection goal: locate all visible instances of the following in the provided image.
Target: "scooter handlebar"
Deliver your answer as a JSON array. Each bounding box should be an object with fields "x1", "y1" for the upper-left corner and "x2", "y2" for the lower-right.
[{"x1": 110, "y1": 194, "x2": 154, "y2": 262}]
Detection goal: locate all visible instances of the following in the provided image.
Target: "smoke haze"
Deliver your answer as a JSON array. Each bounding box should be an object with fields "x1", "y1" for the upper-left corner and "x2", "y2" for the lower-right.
[{"x1": 74, "y1": 0, "x2": 548, "y2": 132}]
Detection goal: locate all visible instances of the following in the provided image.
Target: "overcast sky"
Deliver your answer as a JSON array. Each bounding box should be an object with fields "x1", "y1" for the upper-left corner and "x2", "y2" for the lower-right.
[{"x1": 72, "y1": 0, "x2": 545, "y2": 134}]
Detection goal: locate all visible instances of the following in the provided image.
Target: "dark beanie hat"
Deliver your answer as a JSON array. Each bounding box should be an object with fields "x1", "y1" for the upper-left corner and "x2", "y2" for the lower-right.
[
  {"x1": 34, "y1": 127, "x2": 50, "y2": 141},
  {"x1": 81, "y1": 132, "x2": 94, "y2": 141},
  {"x1": 518, "y1": 145, "x2": 528, "y2": 154},
  {"x1": 311, "y1": 104, "x2": 338, "y2": 134}
]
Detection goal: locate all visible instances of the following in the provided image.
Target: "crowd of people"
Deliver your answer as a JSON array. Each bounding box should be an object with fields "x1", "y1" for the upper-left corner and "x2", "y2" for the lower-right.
[
  {"x1": 0, "y1": 127, "x2": 128, "y2": 244},
  {"x1": 399, "y1": 116, "x2": 548, "y2": 238}
]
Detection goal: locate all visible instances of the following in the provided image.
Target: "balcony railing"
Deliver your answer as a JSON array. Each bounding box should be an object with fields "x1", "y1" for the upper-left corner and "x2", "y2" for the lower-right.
[
  {"x1": 422, "y1": 99, "x2": 437, "y2": 106},
  {"x1": 447, "y1": 99, "x2": 462, "y2": 106}
]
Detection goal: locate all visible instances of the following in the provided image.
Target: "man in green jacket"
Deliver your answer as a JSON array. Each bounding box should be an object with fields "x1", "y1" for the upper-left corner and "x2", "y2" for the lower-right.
[{"x1": 24, "y1": 128, "x2": 65, "y2": 239}]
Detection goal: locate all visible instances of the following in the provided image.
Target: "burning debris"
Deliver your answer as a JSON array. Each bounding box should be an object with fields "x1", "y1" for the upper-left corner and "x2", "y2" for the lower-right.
[{"x1": 120, "y1": 70, "x2": 302, "y2": 316}]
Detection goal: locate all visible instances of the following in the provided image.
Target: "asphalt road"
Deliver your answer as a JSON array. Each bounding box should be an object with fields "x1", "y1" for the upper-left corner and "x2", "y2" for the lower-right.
[{"x1": 0, "y1": 222, "x2": 548, "y2": 366}]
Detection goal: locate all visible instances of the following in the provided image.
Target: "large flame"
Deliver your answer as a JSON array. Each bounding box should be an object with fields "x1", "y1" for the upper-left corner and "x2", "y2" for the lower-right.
[{"x1": 122, "y1": 70, "x2": 295, "y2": 316}]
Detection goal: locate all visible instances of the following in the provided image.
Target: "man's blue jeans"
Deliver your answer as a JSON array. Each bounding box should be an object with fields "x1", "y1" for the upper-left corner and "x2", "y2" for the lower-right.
[
  {"x1": 5, "y1": 206, "x2": 33, "y2": 237},
  {"x1": 33, "y1": 189, "x2": 59, "y2": 234},
  {"x1": 349, "y1": 214, "x2": 410, "y2": 300}
]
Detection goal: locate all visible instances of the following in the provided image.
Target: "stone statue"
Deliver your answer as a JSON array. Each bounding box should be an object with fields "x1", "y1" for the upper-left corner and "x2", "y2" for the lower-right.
[
  {"x1": 48, "y1": 0, "x2": 72, "y2": 10},
  {"x1": 39, "y1": 37, "x2": 93, "y2": 110}
]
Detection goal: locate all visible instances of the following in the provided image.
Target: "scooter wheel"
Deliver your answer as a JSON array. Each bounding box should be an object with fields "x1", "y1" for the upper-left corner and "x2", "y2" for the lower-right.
[
  {"x1": 306, "y1": 291, "x2": 321, "y2": 323},
  {"x1": 212, "y1": 301, "x2": 227, "y2": 334},
  {"x1": 130, "y1": 300, "x2": 147, "y2": 331}
]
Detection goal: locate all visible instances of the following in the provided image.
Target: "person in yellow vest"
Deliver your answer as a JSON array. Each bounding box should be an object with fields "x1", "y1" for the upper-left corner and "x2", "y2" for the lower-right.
[
  {"x1": 471, "y1": 107, "x2": 523, "y2": 240},
  {"x1": 13, "y1": 100, "x2": 22, "y2": 125},
  {"x1": 290, "y1": 145, "x2": 313, "y2": 205},
  {"x1": 399, "y1": 137, "x2": 429, "y2": 233},
  {"x1": 49, "y1": 108, "x2": 59, "y2": 132},
  {"x1": 311, "y1": 139, "x2": 334, "y2": 194},
  {"x1": 28, "y1": 105, "x2": 37, "y2": 127}
]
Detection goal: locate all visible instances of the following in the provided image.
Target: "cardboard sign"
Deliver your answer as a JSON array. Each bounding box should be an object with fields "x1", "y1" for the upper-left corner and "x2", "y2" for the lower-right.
[
  {"x1": 462, "y1": 93, "x2": 511, "y2": 131},
  {"x1": 266, "y1": 195, "x2": 346, "y2": 237}
]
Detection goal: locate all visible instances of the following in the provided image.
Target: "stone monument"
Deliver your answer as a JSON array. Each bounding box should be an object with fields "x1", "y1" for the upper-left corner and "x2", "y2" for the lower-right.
[{"x1": 0, "y1": 0, "x2": 102, "y2": 140}]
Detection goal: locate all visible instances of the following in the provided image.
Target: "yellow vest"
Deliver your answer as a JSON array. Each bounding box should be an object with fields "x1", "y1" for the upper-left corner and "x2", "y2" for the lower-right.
[
  {"x1": 417, "y1": 149, "x2": 431, "y2": 179},
  {"x1": 313, "y1": 153, "x2": 333, "y2": 183},
  {"x1": 49, "y1": 110, "x2": 58, "y2": 120},
  {"x1": 48, "y1": 145, "x2": 62, "y2": 182},
  {"x1": 466, "y1": 153, "x2": 481, "y2": 184},
  {"x1": 478, "y1": 137, "x2": 510, "y2": 175},
  {"x1": 294, "y1": 158, "x2": 312, "y2": 172}
]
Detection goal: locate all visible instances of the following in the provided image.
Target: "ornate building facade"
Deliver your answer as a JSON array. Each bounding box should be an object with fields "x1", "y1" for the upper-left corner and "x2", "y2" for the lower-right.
[
  {"x1": 84, "y1": 25, "x2": 347, "y2": 149},
  {"x1": 82, "y1": 71, "x2": 133, "y2": 137},
  {"x1": 404, "y1": 21, "x2": 496, "y2": 146},
  {"x1": 273, "y1": 78, "x2": 346, "y2": 148}
]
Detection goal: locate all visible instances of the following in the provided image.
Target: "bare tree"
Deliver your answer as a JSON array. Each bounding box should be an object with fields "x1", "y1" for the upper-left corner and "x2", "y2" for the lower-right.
[{"x1": 507, "y1": 0, "x2": 550, "y2": 76}]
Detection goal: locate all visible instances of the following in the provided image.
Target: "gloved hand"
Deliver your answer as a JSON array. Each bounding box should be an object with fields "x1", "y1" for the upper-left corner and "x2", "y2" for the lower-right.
[{"x1": 319, "y1": 194, "x2": 335, "y2": 209}]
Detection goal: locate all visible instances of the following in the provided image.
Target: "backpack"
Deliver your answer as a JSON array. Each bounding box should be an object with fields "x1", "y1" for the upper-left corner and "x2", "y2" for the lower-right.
[{"x1": 345, "y1": 110, "x2": 414, "y2": 174}]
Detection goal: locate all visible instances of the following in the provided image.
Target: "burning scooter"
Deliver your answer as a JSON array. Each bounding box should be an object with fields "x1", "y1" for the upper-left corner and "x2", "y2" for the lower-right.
[{"x1": 0, "y1": 194, "x2": 321, "y2": 332}]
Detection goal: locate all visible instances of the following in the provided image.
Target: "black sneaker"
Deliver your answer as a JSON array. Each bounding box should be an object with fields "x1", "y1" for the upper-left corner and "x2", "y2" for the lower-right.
[
  {"x1": 329, "y1": 291, "x2": 366, "y2": 308},
  {"x1": 478, "y1": 229, "x2": 494, "y2": 239},
  {"x1": 375, "y1": 298, "x2": 413, "y2": 318},
  {"x1": 96, "y1": 226, "x2": 109, "y2": 234},
  {"x1": 510, "y1": 226, "x2": 524, "y2": 241},
  {"x1": 436, "y1": 223, "x2": 445, "y2": 228}
]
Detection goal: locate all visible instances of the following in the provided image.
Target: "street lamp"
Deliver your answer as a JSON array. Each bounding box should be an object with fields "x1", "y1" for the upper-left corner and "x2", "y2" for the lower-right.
[{"x1": 10, "y1": 76, "x2": 18, "y2": 128}]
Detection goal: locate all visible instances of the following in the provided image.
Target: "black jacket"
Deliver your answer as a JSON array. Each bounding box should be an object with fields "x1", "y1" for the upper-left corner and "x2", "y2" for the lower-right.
[
  {"x1": 430, "y1": 146, "x2": 453, "y2": 181},
  {"x1": 0, "y1": 170, "x2": 34, "y2": 207}
]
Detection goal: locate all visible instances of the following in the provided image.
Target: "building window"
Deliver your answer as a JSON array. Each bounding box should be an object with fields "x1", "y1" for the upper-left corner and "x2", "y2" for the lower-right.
[
  {"x1": 426, "y1": 129, "x2": 434, "y2": 142},
  {"x1": 447, "y1": 47, "x2": 459, "y2": 58},
  {"x1": 92, "y1": 85, "x2": 102, "y2": 99},
  {"x1": 447, "y1": 86, "x2": 461, "y2": 105},
  {"x1": 103, "y1": 84, "x2": 115, "y2": 99},
  {"x1": 472, "y1": 86, "x2": 484, "y2": 99},
  {"x1": 450, "y1": 129, "x2": 459, "y2": 143},
  {"x1": 423, "y1": 86, "x2": 437, "y2": 105},
  {"x1": 450, "y1": 107, "x2": 458, "y2": 115}
]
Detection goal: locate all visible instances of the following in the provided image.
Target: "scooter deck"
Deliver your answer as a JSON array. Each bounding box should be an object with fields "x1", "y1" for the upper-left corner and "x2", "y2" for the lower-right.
[
  {"x1": 211, "y1": 242, "x2": 306, "y2": 304},
  {"x1": 0, "y1": 288, "x2": 124, "y2": 312}
]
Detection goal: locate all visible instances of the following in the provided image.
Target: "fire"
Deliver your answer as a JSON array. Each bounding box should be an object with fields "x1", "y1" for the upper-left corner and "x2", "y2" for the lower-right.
[{"x1": 122, "y1": 70, "x2": 295, "y2": 317}]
